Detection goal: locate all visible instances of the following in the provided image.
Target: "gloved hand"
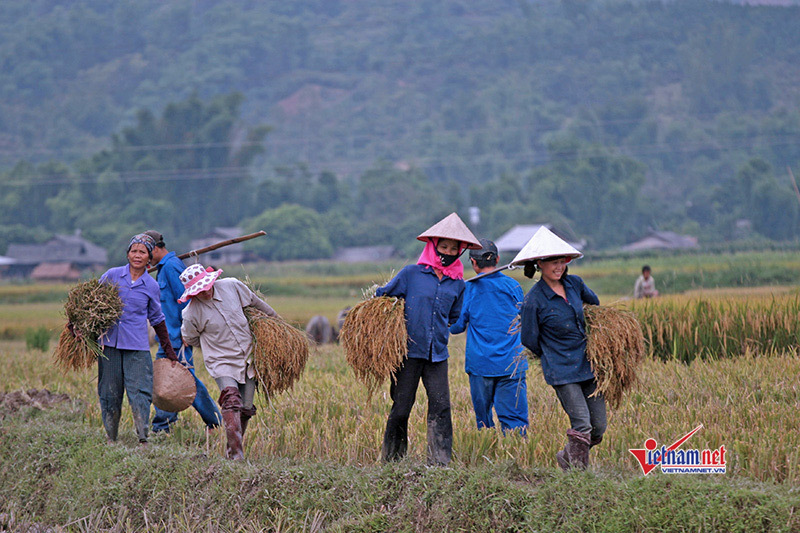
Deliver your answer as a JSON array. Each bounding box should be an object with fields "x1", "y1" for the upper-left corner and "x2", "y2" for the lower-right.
[
  {"x1": 153, "y1": 321, "x2": 179, "y2": 362},
  {"x1": 67, "y1": 322, "x2": 82, "y2": 339}
]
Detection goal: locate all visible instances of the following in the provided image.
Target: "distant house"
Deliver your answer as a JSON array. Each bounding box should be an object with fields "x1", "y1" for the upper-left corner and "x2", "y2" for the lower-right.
[
  {"x1": 189, "y1": 227, "x2": 248, "y2": 265},
  {"x1": 494, "y1": 224, "x2": 586, "y2": 256},
  {"x1": 621, "y1": 231, "x2": 698, "y2": 252},
  {"x1": 332, "y1": 245, "x2": 397, "y2": 263},
  {"x1": 30, "y1": 262, "x2": 81, "y2": 282},
  {"x1": 5, "y1": 232, "x2": 107, "y2": 278}
]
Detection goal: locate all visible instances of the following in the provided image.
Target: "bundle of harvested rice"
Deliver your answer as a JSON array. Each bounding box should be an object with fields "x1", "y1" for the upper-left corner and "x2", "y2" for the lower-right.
[
  {"x1": 339, "y1": 296, "x2": 407, "y2": 394},
  {"x1": 583, "y1": 304, "x2": 645, "y2": 410},
  {"x1": 53, "y1": 279, "x2": 123, "y2": 371},
  {"x1": 246, "y1": 306, "x2": 310, "y2": 395}
]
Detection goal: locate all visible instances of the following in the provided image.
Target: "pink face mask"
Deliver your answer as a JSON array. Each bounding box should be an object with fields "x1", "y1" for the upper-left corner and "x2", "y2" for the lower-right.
[{"x1": 417, "y1": 238, "x2": 466, "y2": 280}]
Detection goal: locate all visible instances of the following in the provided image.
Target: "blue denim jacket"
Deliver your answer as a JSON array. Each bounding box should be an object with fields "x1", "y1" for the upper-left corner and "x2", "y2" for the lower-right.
[
  {"x1": 377, "y1": 264, "x2": 464, "y2": 362},
  {"x1": 520, "y1": 274, "x2": 599, "y2": 386},
  {"x1": 449, "y1": 270, "x2": 527, "y2": 377}
]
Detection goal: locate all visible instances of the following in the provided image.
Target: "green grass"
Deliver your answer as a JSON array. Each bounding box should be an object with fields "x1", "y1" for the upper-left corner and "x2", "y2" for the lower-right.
[
  {"x1": 3, "y1": 251, "x2": 800, "y2": 530},
  {"x1": 1, "y1": 336, "x2": 800, "y2": 530},
  {"x1": 1, "y1": 407, "x2": 798, "y2": 532}
]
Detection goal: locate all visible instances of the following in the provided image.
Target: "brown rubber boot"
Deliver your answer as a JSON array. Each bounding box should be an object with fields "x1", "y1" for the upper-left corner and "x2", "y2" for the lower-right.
[
  {"x1": 218, "y1": 387, "x2": 244, "y2": 460},
  {"x1": 240, "y1": 405, "x2": 257, "y2": 436},
  {"x1": 556, "y1": 429, "x2": 591, "y2": 471}
]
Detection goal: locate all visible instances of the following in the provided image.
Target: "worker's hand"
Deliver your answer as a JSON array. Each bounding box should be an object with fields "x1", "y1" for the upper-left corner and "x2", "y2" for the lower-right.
[
  {"x1": 67, "y1": 322, "x2": 82, "y2": 339},
  {"x1": 164, "y1": 345, "x2": 179, "y2": 362}
]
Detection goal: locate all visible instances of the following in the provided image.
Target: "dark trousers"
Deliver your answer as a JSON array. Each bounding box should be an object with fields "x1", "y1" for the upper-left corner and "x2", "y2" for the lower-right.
[
  {"x1": 382, "y1": 358, "x2": 452, "y2": 465},
  {"x1": 553, "y1": 379, "x2": 607, "y2": 442},
  {"x1": 98, "y1": 347, "x2": 152, "y2": 442}
]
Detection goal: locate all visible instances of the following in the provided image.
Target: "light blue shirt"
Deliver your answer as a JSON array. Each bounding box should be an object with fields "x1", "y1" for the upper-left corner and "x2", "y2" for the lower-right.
[
  {"x1": 450, "y1": 270, "x2": 527, "y2": 377},
  {"x1": 153, "y1": 251, "x2": 188, "y2": 348}
]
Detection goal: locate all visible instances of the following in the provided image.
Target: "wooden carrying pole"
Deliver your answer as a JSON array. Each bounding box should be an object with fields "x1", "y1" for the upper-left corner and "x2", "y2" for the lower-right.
[
  {"x1": 148, "y1": 230, "x2": 266, "y2": 273},
  {"x1": 466, "y1": 262, "x2": 514, "y2": 282}
]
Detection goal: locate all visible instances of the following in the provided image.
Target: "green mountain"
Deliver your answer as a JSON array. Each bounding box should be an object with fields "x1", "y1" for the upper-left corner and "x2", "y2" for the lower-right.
[{"x1": 2, "y1": 0, "x2": 800, "y2": 255}]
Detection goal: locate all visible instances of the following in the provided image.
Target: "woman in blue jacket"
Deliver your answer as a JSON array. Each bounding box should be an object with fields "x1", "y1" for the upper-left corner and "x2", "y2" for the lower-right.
[
  {"x1": 377, "y1": 213, "x2": 480, "y2": 465},
  {"x1": 517, "y1": 227, "x2": 604, "y2": 470}
]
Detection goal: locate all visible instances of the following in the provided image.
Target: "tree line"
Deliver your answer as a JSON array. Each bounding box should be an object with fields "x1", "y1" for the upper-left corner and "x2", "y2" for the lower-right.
[{"x1": 2, "y1": 91, "x2": 798, "y2": 265}]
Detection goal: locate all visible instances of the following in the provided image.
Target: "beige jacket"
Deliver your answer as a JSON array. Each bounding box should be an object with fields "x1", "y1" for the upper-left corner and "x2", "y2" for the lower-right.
[{"x1": 181, "y1": 278, "x2": 277, "y2": 383}]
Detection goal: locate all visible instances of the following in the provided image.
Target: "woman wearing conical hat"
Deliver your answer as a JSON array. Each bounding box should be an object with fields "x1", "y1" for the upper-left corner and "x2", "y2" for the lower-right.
[
  {"x1": 512, "y1": 227, "x2": 605, "y2": 470},
  {"x1": 376, "y1": 213, "x2": 480, "y2": 465}
]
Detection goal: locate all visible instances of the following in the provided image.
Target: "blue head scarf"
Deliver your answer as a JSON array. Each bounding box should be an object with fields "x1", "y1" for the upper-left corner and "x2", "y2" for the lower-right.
[{"x1": 128, "y1": 233, "x2": 156, "y2": 259}]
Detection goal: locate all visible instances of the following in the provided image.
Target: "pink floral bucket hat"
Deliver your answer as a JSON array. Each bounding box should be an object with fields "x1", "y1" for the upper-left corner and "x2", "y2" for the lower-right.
[{"x1": 178, "y1": 264, "x2": 222, "y2": 303}]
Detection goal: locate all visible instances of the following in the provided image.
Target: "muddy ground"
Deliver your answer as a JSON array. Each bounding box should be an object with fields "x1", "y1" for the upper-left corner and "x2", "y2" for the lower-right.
[{"x1": 0, "y1": 389, "x2": 72, "y2": 417}]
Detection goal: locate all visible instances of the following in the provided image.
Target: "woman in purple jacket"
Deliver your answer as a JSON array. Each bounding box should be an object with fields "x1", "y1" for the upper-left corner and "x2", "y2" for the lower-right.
[{"x1": 97, "y1": 233, "x2": 177, "y2": 445}]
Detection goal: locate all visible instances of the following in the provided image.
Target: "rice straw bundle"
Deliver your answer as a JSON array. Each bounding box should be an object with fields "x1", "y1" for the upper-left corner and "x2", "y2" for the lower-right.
[
  {"x1": 339, "y1": 296, "x2": 407, "y2": 394},
  {"x1": 245, "y1": 306, "x2": 310, "y2": 395},
  {"x1": 53, "y1": 279, "x2": 123, "y2": 371},
  {"x1": 583, "y1": 304, "x2": 645, "y2": 410}
]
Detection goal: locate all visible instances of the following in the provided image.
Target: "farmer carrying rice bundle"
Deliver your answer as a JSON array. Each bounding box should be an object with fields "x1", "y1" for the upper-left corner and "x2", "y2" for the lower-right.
[
  {"x1": 374, "y1": 213, "x2": 481, "y2": 466},
  {"x1": 144, "y1": 230, "x2": 222, "y2": 435},
  {"x1": 178, "y1": 263, "x2": 282, "y2": 460},
  {"x1": 54, "y1": 278, "x2": 123, "y2": 372},
  {"x1": 94, "y1": 233, "x2": 179, "y2": 445},
  {"x1": 514, "y1": 227, "x2": 605, "y2": 470}
]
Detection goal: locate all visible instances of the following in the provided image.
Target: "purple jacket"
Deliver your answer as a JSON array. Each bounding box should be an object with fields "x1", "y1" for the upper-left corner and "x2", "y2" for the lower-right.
[{"x1": 99, "y1": 265, "x2": 165, "y2": 351}]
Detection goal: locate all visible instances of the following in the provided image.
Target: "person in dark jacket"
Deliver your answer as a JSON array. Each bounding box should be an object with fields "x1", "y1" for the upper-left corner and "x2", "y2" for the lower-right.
[
  {"x1": 377, "y1": 213, "x2": 481, "y2": 465},
  {"x1": 145, "y1": 230, "x2": 222, "y2": 434},
  {"x1": 515, "y1": 227, "x2": 605, "y2": 470},
  {"x1": 450, "y1": 239, "x2": 528, "y2": 435}
]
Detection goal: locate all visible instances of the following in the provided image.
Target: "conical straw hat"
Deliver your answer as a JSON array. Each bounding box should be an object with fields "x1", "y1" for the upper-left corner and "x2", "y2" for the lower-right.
[
  {"x1": 510, "y1": 226, "x2": 583, "y2": 266},
  {"x1": 417, "y1": 212, "x2": 481, "y2": 249}
]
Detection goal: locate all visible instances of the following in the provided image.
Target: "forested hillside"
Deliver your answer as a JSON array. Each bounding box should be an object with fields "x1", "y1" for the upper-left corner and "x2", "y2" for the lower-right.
[{"x1": 2, "y1": 0, "x2": 800, "y2": 262}]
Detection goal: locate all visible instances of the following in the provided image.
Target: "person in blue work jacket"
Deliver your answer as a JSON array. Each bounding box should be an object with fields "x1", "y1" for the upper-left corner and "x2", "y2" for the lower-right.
[
  {"x1": 450, "y1": 238, "x2": 528, "y2": 435},
  {"x1": 377, "y1": 213, "x2": 481, "y2": 465},
  {"x1": 515, "y1": 226, "x2": 604, "y2": 470},
  {"x1": 145, "y1": 230, "x2": 222, "y2": 434}
]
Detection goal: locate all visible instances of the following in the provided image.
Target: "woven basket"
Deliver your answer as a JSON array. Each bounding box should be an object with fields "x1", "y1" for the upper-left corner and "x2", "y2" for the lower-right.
[{"x1": 152, "y1": 358, "x2": 196, "y2": 412}]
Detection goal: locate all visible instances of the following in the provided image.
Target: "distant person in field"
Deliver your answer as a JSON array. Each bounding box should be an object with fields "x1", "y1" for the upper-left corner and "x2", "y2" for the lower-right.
[
  {"x1": 634, "y1": 265, "x2": 659, "y2": 299},
  {"x1": 96, "y1": 233, "x2": 178, "y2": 445},
  {"x1": 518, "y1": 227, "x2": 604, "y2": 470},
  {"x1": 144, "y1": 230, "x2": 221, "y2": 435},
  {"x1": 305, "y1": 315, "x2": 335, "y2": 344},
  {"x1": 450, "y1": 238, "x2": 528, "y2": 436},
  {"x1": 179, "y1": 263, "x2": 281, "y2": 460},
  {"x1": 376, "y1": 213, "x2": 481, "y2": 466}
]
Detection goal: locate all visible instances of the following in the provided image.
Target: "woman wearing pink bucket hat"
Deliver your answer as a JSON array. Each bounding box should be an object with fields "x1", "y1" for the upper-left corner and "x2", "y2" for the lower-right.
[
  {"x1": 376, "y1": 213, "x2": 480, "y2": 466},
  {"x1": 179, "y1": 263, "x2": 281, "y2": 460}
]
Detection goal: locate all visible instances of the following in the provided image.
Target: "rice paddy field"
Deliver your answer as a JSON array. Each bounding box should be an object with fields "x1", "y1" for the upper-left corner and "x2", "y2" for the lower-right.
[{"x1": 1, "y1": 252, "x2": 800, "y2": 531}]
